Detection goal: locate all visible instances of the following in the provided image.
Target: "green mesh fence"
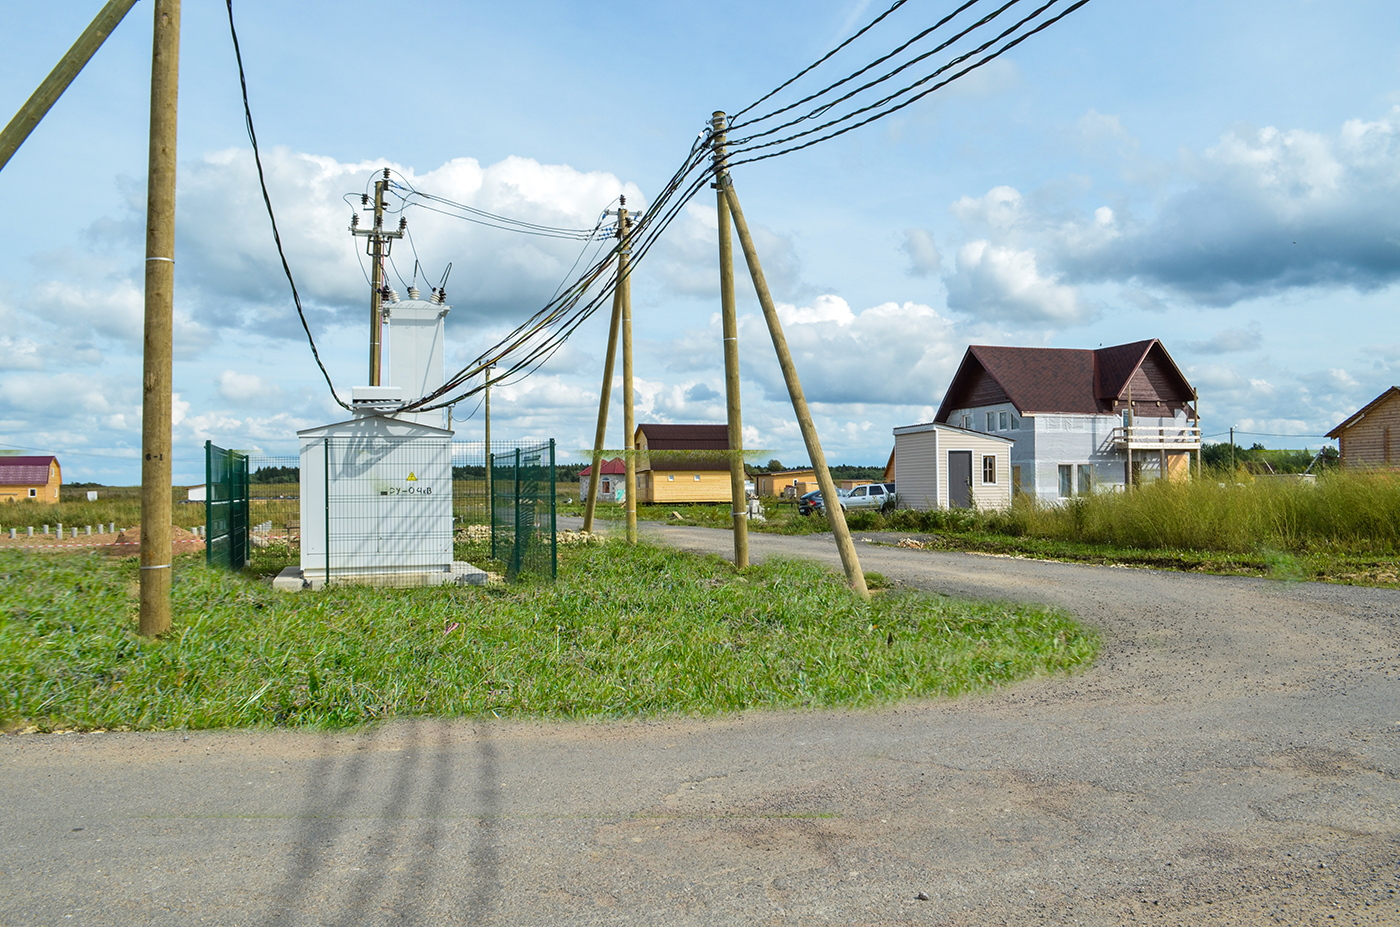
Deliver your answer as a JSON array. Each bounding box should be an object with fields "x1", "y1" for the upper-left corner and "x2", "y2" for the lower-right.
[
  {"x1": 205, "y1": 441, "x2": 249, "y2": 571},
  {"x1": 491, "y1": 440, "x2": 557, "y2": 580}
]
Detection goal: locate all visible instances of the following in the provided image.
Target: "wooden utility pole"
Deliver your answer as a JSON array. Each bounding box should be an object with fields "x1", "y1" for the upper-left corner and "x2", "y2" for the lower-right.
[
  {"x1": 368, "y1": 172, "x2": 388, "y2": 384},
  {"x1": 619, "y1": 202, "x2": 638, "y2": 544},
  {"x1": 138, "y1": 0, "x2": 181, "y2": 637},
  {"x1": 0, "y1": 0, "x2": 140, "y2": 174},
  {"x1": 349, "y1": 170, "x2": 404, "y2": 384},
  {"x1": 581, "y1": 255, "x2": 626, "y2": 534},
  {"x1": 717, "y1": 173, "x2": 868, "y2": 599},
  {"x1": 712, "y1": 112, "x2": 749, "y2": 569}
]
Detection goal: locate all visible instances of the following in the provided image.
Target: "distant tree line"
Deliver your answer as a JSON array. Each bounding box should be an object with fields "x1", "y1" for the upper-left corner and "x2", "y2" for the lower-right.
[
  {"x1": 1200, "y1": 442, "x2": 1338, "y2": 474},
  {"x1": 252, "y1": 465, "x2": 299, "y2": 484}
]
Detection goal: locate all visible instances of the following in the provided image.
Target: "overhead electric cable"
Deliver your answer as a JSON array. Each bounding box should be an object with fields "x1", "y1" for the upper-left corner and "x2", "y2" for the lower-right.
[
  {"x1": 225, "y1": 0, "x2": 350, "y2": 409},
  {"x1": 729, "y1": 0, "x2": 911, "y2": 123}
]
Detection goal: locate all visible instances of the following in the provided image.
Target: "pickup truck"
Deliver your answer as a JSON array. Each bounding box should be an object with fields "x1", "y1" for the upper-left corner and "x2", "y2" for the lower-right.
[{"x1": 815, "y1": 482, "x2": 896, "y2": 513}]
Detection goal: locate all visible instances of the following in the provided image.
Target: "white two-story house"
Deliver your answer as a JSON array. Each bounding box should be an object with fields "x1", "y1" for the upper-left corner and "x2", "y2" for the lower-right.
[{"x1": 934, "y1": 339, "x2": 1201, "y2": 502}]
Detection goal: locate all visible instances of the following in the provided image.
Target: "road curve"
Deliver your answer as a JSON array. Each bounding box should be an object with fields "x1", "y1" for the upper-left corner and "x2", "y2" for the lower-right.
[{"x1": 1, "y1": 523, "x2": 1397, "y2": 926}]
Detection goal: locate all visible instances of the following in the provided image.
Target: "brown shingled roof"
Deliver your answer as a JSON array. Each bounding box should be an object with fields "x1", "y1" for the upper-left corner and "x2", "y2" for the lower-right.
[
  {"x1": 636, "y1": 424, "x2": 731, "y2": 472},
  {"x1": 935, "y1": 340, "x2": 1192, "y2": 420},
  {"x1": 636, "y1": 423, "x2": 729, "y2": 450}
]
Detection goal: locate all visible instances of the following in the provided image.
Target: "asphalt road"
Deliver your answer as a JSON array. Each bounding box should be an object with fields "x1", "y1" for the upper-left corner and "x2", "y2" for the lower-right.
[{"x1": 2, "y1": 523, "x2": 1398, "y2": 926}]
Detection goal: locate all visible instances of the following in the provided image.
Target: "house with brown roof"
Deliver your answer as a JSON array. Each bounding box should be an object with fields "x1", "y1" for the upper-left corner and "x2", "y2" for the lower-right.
[
  {"x1": 0, "y1": 455, "x2": 61, "y2": 503},
  {"x1": 578, "y1": 457, "x2": 626, "y2": 502},
  {"x1": 1326, "y1": 387, "x2": 1400, "y2": 469},
  {"x1": 634, "y1": 423, "x2": 736, "y2": 504},
  {"x1": 932, "y1": 340, "x2": 1200, "y2": 501}
]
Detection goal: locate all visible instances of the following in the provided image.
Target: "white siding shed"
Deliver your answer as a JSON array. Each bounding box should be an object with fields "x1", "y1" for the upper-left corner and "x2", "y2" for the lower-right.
[{"x1": 892, "y1": 422, "x2": 1015, "y2": 512}]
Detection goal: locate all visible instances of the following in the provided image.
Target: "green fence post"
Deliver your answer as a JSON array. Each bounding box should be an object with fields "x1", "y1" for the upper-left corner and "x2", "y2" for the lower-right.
[
  {"x1": 513, "y1": 448, "x2": 523, "y2": 579},
  {"x1": 549, "y1": 439, "x2": 557, "y2": 579},
  {"x1": 489, "y1": 451, "x2": 496, "y2": 562},
  {"x1": 205, "y1": 440, "x2": 212, "y2": 567},
  {"x1": 323, "y1": 438, "x2": 331, "y2": 587}
]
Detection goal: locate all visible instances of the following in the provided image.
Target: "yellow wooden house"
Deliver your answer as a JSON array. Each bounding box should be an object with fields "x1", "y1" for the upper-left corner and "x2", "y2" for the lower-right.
[
  {"x1": 754, "y1": 468, "x2": 816, "y2": 497},
  {"x1": 634, "y1": 423, "x2": 735, "y2": 504},
  {"x1": 0, "y1": 455, "x2": 61, "y2": 503}
]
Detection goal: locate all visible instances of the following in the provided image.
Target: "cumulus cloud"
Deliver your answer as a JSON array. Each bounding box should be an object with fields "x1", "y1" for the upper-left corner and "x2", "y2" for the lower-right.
[
  {"x1": 142, "y1": 148, "x2": 645, "y2": 334},
  {"x1": 901, "y1": 228, "x2": 941, "y2": 276},
  {"x1": 977, "y1": 107, "x2": 1400, "y2": 307},
  {"x1": 944, "y1": 241, "x2": 1093, "y2": 325},
  {"x1": 732, "y1": 297, "x2": 963, "y2": 406}
]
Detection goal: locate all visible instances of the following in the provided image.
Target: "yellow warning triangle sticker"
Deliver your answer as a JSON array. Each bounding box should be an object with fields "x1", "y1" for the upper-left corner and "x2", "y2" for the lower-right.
[{"x1": 406, "y1": 471, "x2": 417, "y2": 481}]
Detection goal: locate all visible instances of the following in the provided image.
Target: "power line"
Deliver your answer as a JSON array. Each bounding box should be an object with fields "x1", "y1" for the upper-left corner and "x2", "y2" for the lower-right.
[
  {"x1": 225, "y1": 0, "x2": 349, "y2": 410},
  {"x1": 729, "y1": 0, "x2": 1092, "y2": 165}
]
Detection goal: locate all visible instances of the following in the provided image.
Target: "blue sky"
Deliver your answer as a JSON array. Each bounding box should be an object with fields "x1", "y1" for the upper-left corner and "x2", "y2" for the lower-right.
[{"x1": 3, "y1": 0, "x2": 1398, "y2": 482}]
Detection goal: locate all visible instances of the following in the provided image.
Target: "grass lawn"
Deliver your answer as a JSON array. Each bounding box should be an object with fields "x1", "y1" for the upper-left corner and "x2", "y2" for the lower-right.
[{"x1": 0, "y1": 541, "x2": 1096, "y2": 732}]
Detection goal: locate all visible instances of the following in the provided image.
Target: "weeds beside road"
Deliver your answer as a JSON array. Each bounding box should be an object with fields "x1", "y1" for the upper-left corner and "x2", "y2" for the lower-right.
[{"x1": 575, "y1": 470, "x2": 1400, "y2": 587}]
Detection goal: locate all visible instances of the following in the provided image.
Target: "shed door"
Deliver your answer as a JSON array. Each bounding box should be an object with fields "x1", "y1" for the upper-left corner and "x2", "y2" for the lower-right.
[{"x1": 948, "y1": 451, "x2": 973, "y2": 508}]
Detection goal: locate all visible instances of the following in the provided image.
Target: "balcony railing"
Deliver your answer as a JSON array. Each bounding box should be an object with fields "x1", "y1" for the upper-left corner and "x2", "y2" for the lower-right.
[{"x1": 1112, "y1": 424, "x2": 1201, "y2": 450}]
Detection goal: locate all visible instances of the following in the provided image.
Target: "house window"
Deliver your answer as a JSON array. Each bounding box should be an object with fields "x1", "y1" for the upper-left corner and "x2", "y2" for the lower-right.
[
  {"x1": 1077, "y1": 464, "x2": 1092, "y2": 496},
  {"x1": 1010, "y1": 415, "x2": 1020, "y2": 430},
  {"x1": 986, "y1": 411, "x2": 996, "y2": 431},
  {"x1": 998, "y1": 411, "x2": 1008, "y2": 430},
  {"x1": 667, "y1": 474, "x2": 675, "y2": 482},
  {"x1": 982, "y1": 455, "x2": 997, "y2": 483},
  {"x1": 1058, "y1": 465, "x2": 1073, "y2": 498},
  {"x1": 28, "y1": 488, "x2": 37, "y2": 498},
  {"x1": 961, "y1": 414, "x2": 970, "y2": 429},
  {"x1": 693, "y1": 474, "x2": 701, "y2": 481}
]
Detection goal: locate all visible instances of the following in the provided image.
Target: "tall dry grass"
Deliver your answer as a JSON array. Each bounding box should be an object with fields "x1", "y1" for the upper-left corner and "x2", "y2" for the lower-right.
[{"x1": 982, "y1": 470, "x2": 1400, "y2": 554}]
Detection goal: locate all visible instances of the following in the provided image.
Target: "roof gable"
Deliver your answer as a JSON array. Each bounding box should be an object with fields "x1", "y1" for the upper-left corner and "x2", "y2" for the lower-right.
[
  {"x1": 1327, "y1": 386, "x2": 1400, "y2": 438},
  {"x1": 935, "y1": 339, "x2": 1195, "y2": 420},
  {"x1": 579, "y1": 457, "x2": 626, "y2": 477}
]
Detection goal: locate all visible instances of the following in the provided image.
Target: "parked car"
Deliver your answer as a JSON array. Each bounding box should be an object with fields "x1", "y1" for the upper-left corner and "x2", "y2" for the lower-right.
[
  {"x1": 798, "y1": 489, "x2": 825, "y2": 515},
  {"x1": 835, "y1": 482, "x2": 896, "y2": 512}
]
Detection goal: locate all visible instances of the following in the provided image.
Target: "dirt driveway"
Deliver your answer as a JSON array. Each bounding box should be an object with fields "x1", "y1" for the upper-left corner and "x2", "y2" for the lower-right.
[{"x1": 1, "y1": 525, "x2": 1397, "y2": 926}]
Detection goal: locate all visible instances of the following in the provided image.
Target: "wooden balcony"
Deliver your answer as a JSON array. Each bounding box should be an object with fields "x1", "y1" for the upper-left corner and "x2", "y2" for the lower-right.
[{"x1": 1112, "y1": 424, "x2": 1201, "y2": 451}]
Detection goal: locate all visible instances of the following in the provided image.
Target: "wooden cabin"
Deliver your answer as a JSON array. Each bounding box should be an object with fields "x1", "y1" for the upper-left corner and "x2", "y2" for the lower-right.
[
  {"x1": 1326, "y1": 387, "x2": 1400, "y2": 469},
  {"x1": 634, "y1": 424, "x2": 734, "y2": 504},
  {"x1": 0, "y1": 455, "x2": 60, "y2": 503}
]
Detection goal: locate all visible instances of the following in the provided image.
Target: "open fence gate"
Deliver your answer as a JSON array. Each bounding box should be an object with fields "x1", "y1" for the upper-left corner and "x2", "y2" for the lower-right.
[
  {"x1": 205, "y1": 440, "x2": 249, "y2": 571},
  {"x1": 491, "y1": 439, "x2": 557, "y2": 580}
]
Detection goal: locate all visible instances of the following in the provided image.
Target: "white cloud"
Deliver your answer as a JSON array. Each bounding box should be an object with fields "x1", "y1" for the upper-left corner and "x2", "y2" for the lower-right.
[
  {"x1": 901, "y1": 228, "x2": 941, "y2": 277},
  {"x1": 944, "y1": 241, "x2": 1093, "y2": 325}
]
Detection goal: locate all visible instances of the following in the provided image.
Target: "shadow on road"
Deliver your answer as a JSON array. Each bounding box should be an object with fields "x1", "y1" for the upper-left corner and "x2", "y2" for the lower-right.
[{"x1": 258, "y1": 722, "x2": 501, "y2": 925}]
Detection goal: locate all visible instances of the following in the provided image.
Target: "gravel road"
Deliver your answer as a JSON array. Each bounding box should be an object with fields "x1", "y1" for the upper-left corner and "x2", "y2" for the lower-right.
[{"x1": 2, "y1": 524, "x2": 1397, "y2": 926}]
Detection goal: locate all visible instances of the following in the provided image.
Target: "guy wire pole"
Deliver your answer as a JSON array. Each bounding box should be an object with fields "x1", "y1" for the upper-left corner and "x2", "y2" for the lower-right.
[
  {"x1": 620, "y1": 201, "x2": 638, "y2": 545},
  {"x1": 139, "y1": 0, "x2": 181, "y2": 637},
  {"x1": 716, "y1": 158, "x2": 868, "y2": 599},
  {"x1": 581, "y1": 248, "x2": 626, "y2": 534},
  {"x1": 713, "y1": 112, "x2": 749, "y2": 570},
  {"x1": 0, "y1": 0, "x2": 140, "y2": 174}
]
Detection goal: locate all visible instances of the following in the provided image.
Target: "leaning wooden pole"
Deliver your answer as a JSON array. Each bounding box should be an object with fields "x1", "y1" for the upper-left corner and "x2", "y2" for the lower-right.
[
  {"x1": 139, "y1": 0, "x2": 181, "y2": 636},
  {"x1": 718, "y1": 173, "x2": 868, "y2": 599},
  {"x1": 712, "y1": 112, "x2": 750, "y2": 569},
  {"x1": 0, "y1": 0, "x2": 140, "y2": 173},
  {"x1": 619, "y1": 204, "x2": 638, "y2": 545},
  {"x1": 581, "y1": 251, "x2": 626, "y2": 533}
]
